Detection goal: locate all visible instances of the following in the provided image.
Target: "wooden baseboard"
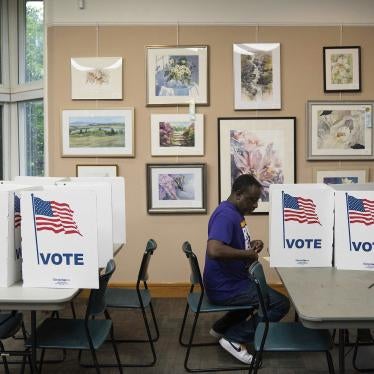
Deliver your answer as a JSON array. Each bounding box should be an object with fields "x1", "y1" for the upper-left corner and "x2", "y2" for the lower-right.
[{"x1": 79, "y1": 282, "x2": 287, "y2": 299}]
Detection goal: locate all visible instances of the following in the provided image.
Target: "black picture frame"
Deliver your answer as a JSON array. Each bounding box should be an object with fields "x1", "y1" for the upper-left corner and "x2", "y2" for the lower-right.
[{"x1": 323, "y1": 46, "x2": 361, "y2": 92}]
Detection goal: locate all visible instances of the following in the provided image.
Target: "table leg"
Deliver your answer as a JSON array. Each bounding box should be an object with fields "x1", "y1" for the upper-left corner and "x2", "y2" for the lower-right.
[
  {"x1": 339, "y1": 329, "x2": 345, "y2": 374},
  {"x1": 31, "y1": 311, "x2": 38, "y2": 373}
]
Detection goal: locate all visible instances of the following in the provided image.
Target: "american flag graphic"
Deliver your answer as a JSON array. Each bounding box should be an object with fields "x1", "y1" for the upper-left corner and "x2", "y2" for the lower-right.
[
  {"x1": 283, "y1": 193, "x2": 321, "y2": 225},
  {"x1": 347, "y1": 194, "x2": 374, "y2": 226},
  {"x1": 14, "y1": 195, "x2": 21, "y2": 228},
  {"x1": 33, "y1": 197, "x2": 82, "y2": 236}
]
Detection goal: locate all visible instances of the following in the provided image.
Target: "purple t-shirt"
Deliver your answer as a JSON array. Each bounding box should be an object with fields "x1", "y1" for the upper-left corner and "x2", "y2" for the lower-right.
[{"x1": 203, "y1": 201, "x2": 252, "y2": 304}]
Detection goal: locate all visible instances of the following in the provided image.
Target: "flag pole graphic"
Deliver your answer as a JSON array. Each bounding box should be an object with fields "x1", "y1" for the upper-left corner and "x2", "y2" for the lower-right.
[
  {"x1": 282, "y1": 190, "x2": 286, "y2": 248},
  {"x1": 31, "y1": 194, "x2": 40, "y2": 264},
  {"x1": 345, "y1": 193, "x2": 352, "y2": 251}
]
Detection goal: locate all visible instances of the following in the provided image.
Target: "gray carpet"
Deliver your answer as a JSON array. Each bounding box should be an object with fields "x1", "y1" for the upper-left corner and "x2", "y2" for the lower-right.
[{"x1": 1, "y1": 297, "x2": 373, "y2": 373}]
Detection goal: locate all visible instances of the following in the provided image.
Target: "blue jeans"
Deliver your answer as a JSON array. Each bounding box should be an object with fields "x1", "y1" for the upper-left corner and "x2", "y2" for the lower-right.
[{"x1": 212, "y1": 282, "x2": 290, "y2": 344}]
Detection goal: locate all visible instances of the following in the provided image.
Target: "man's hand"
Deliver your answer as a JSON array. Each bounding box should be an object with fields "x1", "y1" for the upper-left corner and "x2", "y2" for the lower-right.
[{"x1": 250, "y1": 239, "x2": 264, "y2": 254}]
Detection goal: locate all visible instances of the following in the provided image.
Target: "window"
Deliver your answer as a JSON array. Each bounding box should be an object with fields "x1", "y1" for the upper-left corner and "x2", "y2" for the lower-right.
[
  {"x1": 23, "y1": 0, "x2": 44, "y2": 83},
  {"x1": 0, "y1": 106, "x2": 3, "y2": 179},
  {"x1": 0, "y1": 0, "x2": 44, "y2": 179},
  {"x1": 18, "y1": 100, "x2": 44, "y2": 176}
]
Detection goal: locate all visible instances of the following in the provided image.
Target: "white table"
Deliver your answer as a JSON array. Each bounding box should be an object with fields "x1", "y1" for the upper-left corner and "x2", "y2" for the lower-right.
[
  {"x1": 277, "y1": 267, "x2": 374, "y2": 373},
  {"x1": 0, "y1": 282, "x2": 80, "y2": 370}
]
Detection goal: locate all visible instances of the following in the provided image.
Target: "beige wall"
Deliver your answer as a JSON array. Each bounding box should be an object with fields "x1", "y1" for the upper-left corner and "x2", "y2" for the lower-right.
[{"x1": 47, "y1": 25, "x2": 374, "y2": 284}]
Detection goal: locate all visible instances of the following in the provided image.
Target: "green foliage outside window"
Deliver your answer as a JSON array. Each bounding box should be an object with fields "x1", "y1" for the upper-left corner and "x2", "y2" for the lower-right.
[
  {"x1": 25, "y1": 1, "x2": 43, "y2": 82},
  {"x1": 24, "y1": 100, "x2": 44, "y2": 176}
]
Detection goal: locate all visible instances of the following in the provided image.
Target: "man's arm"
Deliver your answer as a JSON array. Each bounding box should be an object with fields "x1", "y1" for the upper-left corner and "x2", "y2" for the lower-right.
[{"x1": 207, "y1": 239, "x2": 258, "y2": 261}]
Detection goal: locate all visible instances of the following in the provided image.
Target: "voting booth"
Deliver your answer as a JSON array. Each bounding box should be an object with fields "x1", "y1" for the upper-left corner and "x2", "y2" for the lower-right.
[
  {"x1": 46, "y1": 182, "x2": 114, "y2": 268},
  {"x1": 69, "y1": 177, "x2": 126, "y2": 244},
  {"x1": 14, "y1": 176, "x2": 67, "y2": 185},
  {"x1": 21, "y1": 190, "x2": 99, "y2": 288},
  {"x1": 0, "y1": 184, "x2": 36, "y2": 286},
  {"x1": 269, "y1": 184, "x2": 334, "y2": 267},
  {"x1": 333, "y1": 183, "x2": 374, "y2": 271}
]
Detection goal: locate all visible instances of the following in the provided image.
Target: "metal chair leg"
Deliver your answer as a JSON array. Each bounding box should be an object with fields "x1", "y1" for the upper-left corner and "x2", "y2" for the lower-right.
[
  {"x1": 148, "y1": 301, "x2": 160, "y2": 342},
  {"x1": 179, "y1": 302, "x2": 190, "y2": 346},
  {"x1": 326, "y1": 351, "x2": 335, "y2": 374}
]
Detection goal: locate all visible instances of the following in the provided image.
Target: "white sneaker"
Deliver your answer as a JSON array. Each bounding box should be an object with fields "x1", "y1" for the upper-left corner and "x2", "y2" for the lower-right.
[{"x1": 219, "y1": 337, "x2": 252, "y2": 364}]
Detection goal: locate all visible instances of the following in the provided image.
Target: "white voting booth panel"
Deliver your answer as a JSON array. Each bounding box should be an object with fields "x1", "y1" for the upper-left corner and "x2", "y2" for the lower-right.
[
  {"x1": 333, "y1": 183, "x2": 374, "y2": 271},
  {"x1": 69, "y1": 177, "x2": 126, "y2": 244},
  {"x1": 0, "y1": 184, "x2": 37, "y2": 286},
  {"x1": 45, "y1": 182, "x2": 113, "y2": 267},
  {"x1": 13, "y1": 176, "x2": 67, "y2": 185},
  {"x1": 21, "y1": 190, "x2": 99, "y2": 288},
  {"x1": 269, "y1": 184, "x2": 334, "y2": 267}
]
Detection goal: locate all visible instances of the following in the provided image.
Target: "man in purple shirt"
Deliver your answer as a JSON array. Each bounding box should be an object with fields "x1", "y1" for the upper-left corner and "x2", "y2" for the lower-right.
[{"x1": 203, "y1": 174, "x2": 290, "y2": 364}]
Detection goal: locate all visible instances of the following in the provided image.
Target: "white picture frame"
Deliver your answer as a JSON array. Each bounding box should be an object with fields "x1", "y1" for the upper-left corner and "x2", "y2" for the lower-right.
[
  {"x1": 233, "y1": 43, "x2": 281, "y2": 110},
  {"x1": 313, "y1": 168, "x2": 369, "y2": 184},
  {"x1": 76, "y1": 164, "x2": 118, "y2": 177},
  {"x1": 151, "y1": 114, "x2": 204, "y2": 156},
  {"x1": 61, "y1": 108, "x2": 134, "y2": 157},
  {"x1": 71, "y1": 57, "x2": 123, "y2": 100},
  {"x1": 218, "y1": 117, "x2": 295, "y2": 214},
  {"x1": 307, "y1": 101, "x2": 374, "y2": 160},
  {"x1": 146, "y1": 46, "x2": 209, "y2": 106}
]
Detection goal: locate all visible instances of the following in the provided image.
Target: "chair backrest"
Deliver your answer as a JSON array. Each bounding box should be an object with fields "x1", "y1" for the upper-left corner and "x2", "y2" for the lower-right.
[
  {"x1": 182, "y1": 241, "x2": 203, "y2": 287},
  {"x1": 138, "y1": 239, "x2": 157, "y2": 282},
  {"x1": 85, "y1": 259, "x2": 116, "y2": 319},
  {"x1": 248, "y1": 261, "x2": 269, "y2": 321}
]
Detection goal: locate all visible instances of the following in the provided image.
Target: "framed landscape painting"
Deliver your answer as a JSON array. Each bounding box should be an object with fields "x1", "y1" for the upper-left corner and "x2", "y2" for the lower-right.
[
  {"x1": 233, "y1": 43, "x2": 281, "y2": 110},
  {"x1": 307, "y1": 101, "x2": 374, "y2": 160},
  {"x1": 146, "y1": 163, "x2": 207, "y2": 214},
  {"x1": 218, "y1": 117, "x2": 295, "y2": 214},
  {"x1": 71, "y1": 57, "x2": 123, "y2": 99},
  {"x1": 146, "y1": 45, "x2": 208, "y2": 106},
  {"x1": 62, "y1": 108, "x2": 134, "y2": 157},
  {"x1": 313, "y1": 168, "x2": 369, "y2": 185},
  {"x1": 323, "y1": 46, "x2": 361, "y2": 92},
  {"x1": 151, "y1": 113, "x2": 204, "y2": 156}
]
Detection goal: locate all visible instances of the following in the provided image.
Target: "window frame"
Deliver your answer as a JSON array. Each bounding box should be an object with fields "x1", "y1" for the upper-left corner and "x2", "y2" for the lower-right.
[{"x1": 0, "y1": 0, "x2": 45, "y2": 179}]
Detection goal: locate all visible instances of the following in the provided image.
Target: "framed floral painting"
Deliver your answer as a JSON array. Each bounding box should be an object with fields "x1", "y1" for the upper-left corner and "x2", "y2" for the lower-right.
[
  {"x1": 218, "y1": 117, "x2": 296, "y2": 214},
  {"x1": 71, "y1": 57, "x2": 123, "y2": 99},
  {"x1": 146, "y1": 163, "x2": 207, "y2": 214},
  {"x1": 233, "y1": 43, "x2": 281, "y2": 110},
  {"x1": 323, "y1": 46, "x2": 361, "y2": 92},
  {"x1": 151, "y1": 113, "x2": 204, "y2": 156},
  {"x1": 146, "y1": 46, "x2": 209, "y2": 106},
  {"x1": 307, "y1": 101, "x2": 374, "y2": 160}
]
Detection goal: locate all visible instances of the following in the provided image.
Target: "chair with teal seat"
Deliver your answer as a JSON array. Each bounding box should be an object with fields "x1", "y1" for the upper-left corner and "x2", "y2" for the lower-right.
[
  {"x1": 26, "y1": 259, "x2": 122, "y2": 374},
  {"x1": 247, "y1": 261, "x2": 335, "y2": 374},
  {"x1": 179, "y1": 241, "x2": 255, "y2": 372},
  {"x1": 0, "y1": 312, "x2": 31, "y2": 373},
  {"x1": 104, "y1": 238, "x2": 159, "y2": 367}
]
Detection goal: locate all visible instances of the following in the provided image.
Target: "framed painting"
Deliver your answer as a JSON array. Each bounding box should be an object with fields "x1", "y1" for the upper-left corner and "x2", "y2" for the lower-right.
[
  {"x1": 151, "y1": 113, "x2": 204, "y2": 156},
  {"x1": 146, "y1": 45, "x2": 209, "y2": 106},
  {"x1": 313, "y1": 167, "x2": 369, "y2": 185},
  {"x1": 146, "y1": 163, "x2": 207, "y2": 214},
  {"x1": 233, "y1": 43, "x2": 281, "y2": 110},
  {"x1": 76, "y1": 164, "x2": 118, "y2": 177},
  {"x1": 71, "y1": 57, "x2": 123, "y2": 99},
  {"x1": 323, "y1": 46, "x2": 361, "y2": 92},
  {"x1": 218, "y1": 117, "x2": 295, "y2": 214},
  {"x1": 61, "y1": 108, "x2": 134, "y2": 157},
  {"x1": 307, "y1": 101, "x2": 374, "y2": 160}
]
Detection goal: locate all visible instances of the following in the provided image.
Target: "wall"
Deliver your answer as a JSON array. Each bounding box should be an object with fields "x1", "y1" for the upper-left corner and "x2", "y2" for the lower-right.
[{"x1": 47, "y1": 22, "x2": 374, "y2": 285}]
